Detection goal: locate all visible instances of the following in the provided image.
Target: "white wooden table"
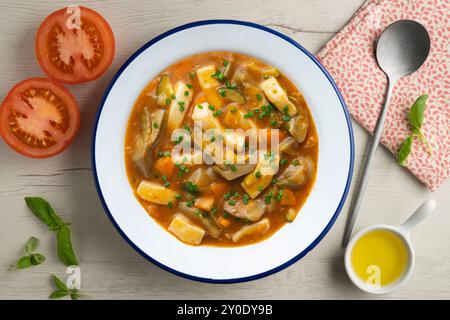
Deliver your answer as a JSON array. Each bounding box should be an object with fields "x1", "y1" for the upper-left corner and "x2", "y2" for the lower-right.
[{"x1": 1, "y1": 0, "x2": 449, "y2": 300}]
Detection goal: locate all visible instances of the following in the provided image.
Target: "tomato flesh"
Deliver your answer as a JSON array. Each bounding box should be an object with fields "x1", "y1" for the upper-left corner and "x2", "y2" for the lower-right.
[
  {"x1": 36, "y1": 6, "x2": 115, "y2": 84},
  {"x1": 0, "y1": 78, "x2": 80, "y2": 158}
]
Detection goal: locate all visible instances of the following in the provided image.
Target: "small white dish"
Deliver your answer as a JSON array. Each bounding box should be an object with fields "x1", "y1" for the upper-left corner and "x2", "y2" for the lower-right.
[
  {"x1": 344, "y1": 199, "x2": 436, "y2": 294},
  {"x1": 92, "y1": 20, "x2": 354, "y2": 283}
]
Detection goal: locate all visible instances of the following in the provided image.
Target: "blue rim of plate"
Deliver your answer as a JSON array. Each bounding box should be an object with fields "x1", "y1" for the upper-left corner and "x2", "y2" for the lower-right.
[{"x1": 91, "y1": 19, "x2": 355, "y2": 284}]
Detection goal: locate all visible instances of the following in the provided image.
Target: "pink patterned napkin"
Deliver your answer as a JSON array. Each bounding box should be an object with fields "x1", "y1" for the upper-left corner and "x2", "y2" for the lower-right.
[{"x1": 317, "y1": 0, "x2": 450, "y2": 191}]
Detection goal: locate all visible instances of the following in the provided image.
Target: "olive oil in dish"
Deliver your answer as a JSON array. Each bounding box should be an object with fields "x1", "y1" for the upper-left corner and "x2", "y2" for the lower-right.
[{"x1": 351, "y1": 229, "x2": 409, "y2": 286}]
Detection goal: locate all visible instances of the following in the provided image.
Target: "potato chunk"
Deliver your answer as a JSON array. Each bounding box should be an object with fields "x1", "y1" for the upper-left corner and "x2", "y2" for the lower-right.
[
  {"x1": 241, "y1": 152, "x2": 280, "y2": 199},
  {"x1": 260, "y1": 77, "x2": 297, "y2": 116},
  {"x1": 231, "y1": 218, "x2": 270, "y2": 242},
  {"x1": 168, "y1": 214, "x2": 205, "y2": 245},
  {"x1": 136, "y1": 180, "x2": 177, "y2": 205}
]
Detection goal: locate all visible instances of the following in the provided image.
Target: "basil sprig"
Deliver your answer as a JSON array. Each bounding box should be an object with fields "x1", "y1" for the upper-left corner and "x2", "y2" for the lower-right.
[
  {"x1": 398, "y1": 94, "x2": 432, "y2": 166},
  {"x1": 49, "y1": 275, "x2": 81, "y2": 300},
  {"x1": 15, "y1": 237, "x2": 45, "y2": 269},
  {"x1": 25, "y1": 197, "x2": 78, "y2": 266}
]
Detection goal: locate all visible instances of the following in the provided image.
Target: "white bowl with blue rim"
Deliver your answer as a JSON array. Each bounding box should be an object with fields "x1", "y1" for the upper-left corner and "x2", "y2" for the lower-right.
[{"x1": 92, "y1": 20, "x2": 354, "y2": 283}]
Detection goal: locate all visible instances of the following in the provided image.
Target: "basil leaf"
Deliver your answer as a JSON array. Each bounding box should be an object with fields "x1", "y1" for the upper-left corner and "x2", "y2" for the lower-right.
[
  {"x1": 25, "y1": 197, "x2": 64, "y2": 231},
  {"x1": 16, "y1": 256, "x2": 32, "y2": 269},
  {"x1": 53, "y1": 274, "x2": 69, "y2": 291},
  {"x1": 25, "y1": 236, "x2": 38, "y2": 254},
  {"x1": 408, "y1": 94, "x2": 428, "y2": 131},
  {"x1": 49, "y1": 290, "x2": 69, "y2": 299},
  {"x1": 398, "y1": 136, "x2": 413, "y2": 166},
  {"x1": 31, "y1": 253, "x2": 46, "y2": 265},
  {"x1": 56, "y1": 225, "x2": 78, "y2": 266},
  {"x1": 70, "y1": 292, "x2": 79, "y2": 300}
]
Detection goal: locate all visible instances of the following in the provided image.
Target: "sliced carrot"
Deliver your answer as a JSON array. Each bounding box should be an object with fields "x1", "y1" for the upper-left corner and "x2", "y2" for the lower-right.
[
  {"x1": 210, "y1": 182, "x2": 229, "y2": 195},
  {"x1": 154, "y1": 156, "x2": 175, "y2": 177},
  {"x1": 193, "y1": 94, "x2": 208, "y2": 105},
  {"x1": 218, "y1": 216, "x2": 231, "y2": 228},
  {"x1": 281, "y1": 189, "x2": 297, "y2": 206},
  {"x1": 194, "y1": 195, "x2": 215, "y2": 211}
]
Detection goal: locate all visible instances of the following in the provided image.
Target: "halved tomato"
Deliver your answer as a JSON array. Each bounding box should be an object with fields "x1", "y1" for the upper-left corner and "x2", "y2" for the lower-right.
[
  {"x1": 35, "y1": 6, "x2": 115, "y2": 84},
  {"x1": 0, "y1": 78, "x2": 80, "y2": 158}
]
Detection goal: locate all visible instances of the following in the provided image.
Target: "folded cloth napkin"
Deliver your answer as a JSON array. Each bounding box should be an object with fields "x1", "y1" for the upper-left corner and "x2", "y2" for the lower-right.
[{"x1": 317, "y1": 0, "x2": 450, "y2": 191}]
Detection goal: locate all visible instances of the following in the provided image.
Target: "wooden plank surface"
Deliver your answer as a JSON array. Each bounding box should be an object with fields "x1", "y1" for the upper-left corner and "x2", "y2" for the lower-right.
[{"x1": 0, "y1": 0, "x2": 449, "y2": 299}]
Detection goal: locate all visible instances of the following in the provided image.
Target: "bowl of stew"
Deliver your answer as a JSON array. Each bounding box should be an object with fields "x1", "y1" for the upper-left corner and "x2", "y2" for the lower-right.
[{"x1": 92, "y1": 20, "x2": 354, "y2": 283}]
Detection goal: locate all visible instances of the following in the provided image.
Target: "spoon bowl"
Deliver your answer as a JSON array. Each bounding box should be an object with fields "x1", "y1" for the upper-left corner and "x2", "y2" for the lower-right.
[{"x1": 376, "y1": 20, "x2": 430, "y2": 79}]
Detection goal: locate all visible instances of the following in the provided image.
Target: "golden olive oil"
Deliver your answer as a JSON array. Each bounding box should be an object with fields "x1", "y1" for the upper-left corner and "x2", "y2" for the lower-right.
[{"x1": 351, "y1": 229, "x2": 409, "y2": 286}]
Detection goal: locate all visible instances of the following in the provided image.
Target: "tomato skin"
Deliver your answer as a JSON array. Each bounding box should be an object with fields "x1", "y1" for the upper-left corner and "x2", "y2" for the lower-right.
[
  {"x1": 35, "y1": 6, "x2": 115, "y2": 84},
  {"x1": 0, "y1": 78, "x2": 80, "y2": 158}
]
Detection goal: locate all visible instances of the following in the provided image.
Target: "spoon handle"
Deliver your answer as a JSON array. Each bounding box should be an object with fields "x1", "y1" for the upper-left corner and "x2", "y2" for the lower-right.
[
  {"x1": 400, "y1": 199, "x2": 436, "y2": 233},
  {"x1": 342, "y1": 79, "x2": 395, "y2": 247}
]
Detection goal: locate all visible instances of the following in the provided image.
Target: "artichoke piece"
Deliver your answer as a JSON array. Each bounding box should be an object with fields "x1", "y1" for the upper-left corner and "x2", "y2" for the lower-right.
[
  {"x1": 217, "y1": 87, "x2": 246, "y2": 104},
  {"x1": 231, "y1": 218, "x2": 270, "y2": 242},
  {"x1": 132, "y1": 108, "x2": 165, "y2": 177},
  {"x1": 178, "y1": 202, "x2": 222, "y2": 239},
  {"x1": 213, "y1": 163, "x2": 256, "y2": 181},
  {"x1": 287, "y1": 109, "x2": 309, "y2": 143},
  {"x1": 277, "y1": 156, "x2": 315, "y2": 189},
  {"x1": 223, "y1": 198, "x2": 267, "y2": 222},
  {"x1": 279, "y1": 137, "x2": 299, "y2": 156},
  {"x1": 156, "y1": 75, "x2": 174, "y2": 106}
]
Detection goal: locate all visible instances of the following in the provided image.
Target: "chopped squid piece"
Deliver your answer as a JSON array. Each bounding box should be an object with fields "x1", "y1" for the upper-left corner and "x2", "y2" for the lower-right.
[
  {"x1": 168, "y1": 214, "x2": 205, "y2": 245},
  {"x1": 260, "y1": 77, "x2": 297, "y2": 116},
  {"x1": 167, "y1": 82, "x2": 193, "y2": 132},
  {"x1": 231, "y1": 218, "x2": 270, "y2": 242}
]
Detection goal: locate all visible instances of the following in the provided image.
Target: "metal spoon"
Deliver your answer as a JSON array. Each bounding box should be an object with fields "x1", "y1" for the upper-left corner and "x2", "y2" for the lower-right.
[{"x1": 342, "y1": 20, "x2": 430, "y2": 247}]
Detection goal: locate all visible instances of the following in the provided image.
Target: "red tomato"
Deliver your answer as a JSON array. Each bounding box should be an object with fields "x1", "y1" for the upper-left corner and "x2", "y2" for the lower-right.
[
  {"x1": 0, "y1": 78, "x2": 80, "y2": 158},
  {"x1": 35, "y1": 6, "x2": 115, "y2": 84}
]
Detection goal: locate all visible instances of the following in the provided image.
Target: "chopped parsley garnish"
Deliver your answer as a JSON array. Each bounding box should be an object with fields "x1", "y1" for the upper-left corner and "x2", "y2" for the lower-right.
[
  {"x1": 244, "y1": 111, "x2": 254, "y2": 118},
  {"x1": 280, "y1": 159, "x2": 288, "y2": 166},
  {"x1": 175, "y1": 163, "x2": 190, "y2": 177},
  {"x1": 184, "y1": 181, "x2": 199, "y2": 194},
  {"x1": 264, "y1": 191, "x2": 273, "y2": 205},
  {"x1": 165, "y1": 98, "x2": 171, "y2": 106},
  {"x1": 186, "y1": 83, "x2": 193, "y2": 89},
  {"x1": 225, "y1": 81, "x2": 236, "y2": 89},
  {"x1": 158, "y1": 151, "x2": 171, "y2": 158},
  {"x1": 188, "y1": 72, "x2": 196, "y2": 79},
  {"x1": 186, "y1": 199, "x2": 195, "y2": 207},
  {"x1": 223, "y1": 60, "x2": 229, "y2": 67},
  {"x1": 171, "y1": 94, "x2": 176, "y2": 99},
  {"x1": 210, "y1": 207, "x2": 217, "y2": 215},
  {"x1": 174, "y1": 135, "x2": 183, "y2": 145},
  {"x1": 219, "y1": 89, "x2": 227, "y2": 97},
  {"x1": 257, "y1": 186, "x2": 264, "y2": 192},
  {"x1": 230, "y1": 164, "x2": 237, "y2": 172},
  {"x1": 282, "y1": 114, "x2": 291, "y2": 122},
  {"x1": 208, "y1": 104, "x2": 215, "y2": 111},
  {"x1": 197, "y1": 104, "x2": 203, "y2": 109},
  {"x1": 210, "y1": 136, "x2": 216, "y2": 142},
  {"x1": 213, "y1": 109, "x2": 223, "y2": 117},
  {"x1": 276, "y1": 189, "x2": 284, "y2": 202},
  {"x1": 211, "y1": 71, "x2": 225, "y2": 81},
  {"x1": 270, "y1": 120, "x2": 278, "y2": 127},
  {"x1": 256, "y1": 93, "x2": 262, "y2": 101},
  {"x1": 255, "y1": 170, "x2": 262, "y2": 178},
  {"x1": 223, "y1": 212, "x2": 231, "y2": 219},
  {"x1": 167, "y1": 201, "x2": 173, "y2": 208},
  {"x1": 243, "y1": 194, "x2": 250, "y2": 205},
  {"x1": 292, "y1": 159, "x2": 300, "y2": 166},
  {"x1": 161, "y1": 175, "x2": 170, "y2": 188},
  {"x1": 175, "y1": 193, "x2": 182, "y2": 200},
  {"x1": 152, "y1": 122, "x2": 159, "y2": 129},
  {"x1": 184, "y1": 90, "x2": 189, "y2": 96},
  {"x1": 228, "y1": 200, "x2": 236, "y2": 205}
]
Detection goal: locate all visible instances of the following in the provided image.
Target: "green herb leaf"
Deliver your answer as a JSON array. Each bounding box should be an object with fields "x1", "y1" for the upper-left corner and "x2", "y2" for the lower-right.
[
  {"x1": 16, "y1": 256, "x2": 32, "y2": 269},
  {"x1": 56, "y1": 226, "x2": 78, "y2": 266},
  {"x1": 408, "y1": 94, "x2": 428, "y2": 131},
  {"x1": 24, "y1": 197, "x2": 64, "y2": 231},
  {"x1": 31, "y1": 253, "x2": 46, "y2": 266},
  {"x1": 49, "y1": 290, "x2": 69, "y2": 299},
  {"x1": 53, "y1": 274, "x2": 69, "y2": 291},
  {"x1": 25, "y1": 236, "x2": 39, "y2": 254},
  {"x1": 398, "y1": 136, "x2": 413, "y2": 166}
]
